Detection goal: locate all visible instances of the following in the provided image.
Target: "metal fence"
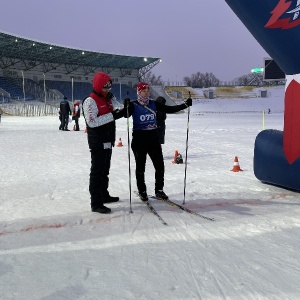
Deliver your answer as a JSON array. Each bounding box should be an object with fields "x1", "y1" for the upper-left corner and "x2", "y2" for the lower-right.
[{"x1": 0, "y1": 102, "x2": 59, "y2": 116}]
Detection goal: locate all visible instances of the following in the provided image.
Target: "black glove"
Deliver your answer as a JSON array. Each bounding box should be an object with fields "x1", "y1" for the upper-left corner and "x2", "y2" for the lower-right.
[
  {"x1": 185, "y1": 98, "x2": 192, "y2": 107},
  {"x1": 112, "y1": 109, "x2": 124, "y2": 120},
  {"x1": 106, "y1": 92, "x2": 114, "y2": 101},
  {"x1": 123, "y1": 98, "x2": 131, "y2": 109}
]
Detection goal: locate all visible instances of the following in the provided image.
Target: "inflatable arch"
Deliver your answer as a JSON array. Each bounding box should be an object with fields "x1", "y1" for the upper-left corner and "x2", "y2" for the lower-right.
[{"x1": 225, "y1": 0, "x2": 300, "y2": 191}]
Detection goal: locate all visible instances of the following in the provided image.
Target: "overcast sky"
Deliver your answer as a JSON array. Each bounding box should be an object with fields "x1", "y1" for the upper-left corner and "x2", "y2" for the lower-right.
[{"x1": 0, "y1": 0, "x2": 268, "y2": 82}]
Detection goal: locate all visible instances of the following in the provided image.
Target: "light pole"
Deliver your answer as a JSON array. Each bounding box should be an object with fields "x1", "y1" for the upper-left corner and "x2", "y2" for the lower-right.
[
  {"x1": 43, "y1": 73, "x2": 47, "y2": 114},
  {"x1": 21, "y1": 70, "x2": 25, "y2": 103},
  {"x1": 71, "y1": 77, "x2": 74, "y2": 104}
]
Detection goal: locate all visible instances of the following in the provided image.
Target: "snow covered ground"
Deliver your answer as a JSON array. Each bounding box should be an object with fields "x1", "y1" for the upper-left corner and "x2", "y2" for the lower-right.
[{"x1": 1, "y1": 86, "x2": 300, "y2": 300}]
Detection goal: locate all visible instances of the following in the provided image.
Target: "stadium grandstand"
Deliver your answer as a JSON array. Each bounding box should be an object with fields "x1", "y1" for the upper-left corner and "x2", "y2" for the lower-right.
[{"x1": 0, "y1": 31, "x2": 161, "y2": 114}]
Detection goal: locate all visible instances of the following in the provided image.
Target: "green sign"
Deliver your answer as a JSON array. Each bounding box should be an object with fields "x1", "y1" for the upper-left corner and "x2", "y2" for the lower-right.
[{"x1": 251, "y1": 68, "x2": 264, "y2": 73}]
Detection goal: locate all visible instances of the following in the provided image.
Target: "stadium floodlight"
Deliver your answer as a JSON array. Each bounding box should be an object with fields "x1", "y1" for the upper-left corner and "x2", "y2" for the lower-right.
[
  {"x1": 82, "y1": 51, "x2": 85, "y2": 55},
  {"x1": 251, "y1": 67, "x2": 264, "y2": 73},
  {"x1": 143, "y1": 57, "x2": 147, "y2": 62}
]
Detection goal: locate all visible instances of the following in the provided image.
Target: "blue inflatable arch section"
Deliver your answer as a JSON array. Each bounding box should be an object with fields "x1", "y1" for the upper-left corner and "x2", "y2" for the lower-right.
[{"x1": 225, "y1": 0, "x2": 300, "y2": 191}]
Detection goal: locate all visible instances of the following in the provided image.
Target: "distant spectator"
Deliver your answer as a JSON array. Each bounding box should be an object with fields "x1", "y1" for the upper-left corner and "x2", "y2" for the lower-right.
[
  {"x1": 155, "y1": 96, "x2": 167, "y2": 144},
  {"x1": 59, "y1": 96, "x2": 71, "y2": 131},
  {"x1": 72, "y1": 100, "x2": 81, "y2": 131}
]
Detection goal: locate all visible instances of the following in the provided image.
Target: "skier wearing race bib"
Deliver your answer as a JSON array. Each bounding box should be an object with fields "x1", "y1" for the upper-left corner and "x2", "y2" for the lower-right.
[{"x1": 124, "y1": 82, "x2": 192, "y2": 202}]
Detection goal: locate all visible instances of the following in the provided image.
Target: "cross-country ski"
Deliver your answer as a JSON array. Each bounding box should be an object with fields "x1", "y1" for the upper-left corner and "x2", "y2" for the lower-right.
[{"x1": 150, "y1": 196, "x2": 215, "y2": 221}]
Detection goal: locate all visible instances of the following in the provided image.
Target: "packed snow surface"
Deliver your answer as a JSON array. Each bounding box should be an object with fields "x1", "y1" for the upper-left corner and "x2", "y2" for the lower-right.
[{"x1": 1, "y1": 86, "x2": 300, "y2": 299}]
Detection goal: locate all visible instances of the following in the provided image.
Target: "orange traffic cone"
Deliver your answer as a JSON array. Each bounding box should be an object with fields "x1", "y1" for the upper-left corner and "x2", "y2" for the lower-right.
[
  {"x1": 231, "y1": 156, "x2": 243, "y2": 172},
  {"x1": 172, "y1": 150, "x2": 179, "y2": 164},
  {"x1": 117, "y1": 138, "x2": 123, "y2": 147}
]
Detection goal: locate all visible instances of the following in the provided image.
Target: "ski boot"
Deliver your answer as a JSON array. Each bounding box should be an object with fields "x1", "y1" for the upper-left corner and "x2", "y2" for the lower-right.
[
  {"x1": 155, "y1": 190, "x2": 169, "y2": 200},
  {"x1": 138, "y1": 191, "x2": 148, "y2": 202}
]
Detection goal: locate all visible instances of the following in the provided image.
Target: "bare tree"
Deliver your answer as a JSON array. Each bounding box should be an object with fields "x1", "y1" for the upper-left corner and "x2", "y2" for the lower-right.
[
  {"x1": 141, "y1": 71, "x2": 163, "y2": 85},
  {"x1": 184, "y1": 72, "x2": 220, "y2": 88},
  {"x1": 235, "y1": 73, "x2": 263, "y2": 86}
]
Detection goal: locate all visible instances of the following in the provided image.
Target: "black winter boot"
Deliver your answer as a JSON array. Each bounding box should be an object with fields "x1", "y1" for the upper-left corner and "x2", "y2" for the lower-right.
[
  {"x1": 103, "y1": 195, "x2": 119, "y2": 203},
  {"x1": 92, "y1": 205, "x2": 111, "y2": 214}
]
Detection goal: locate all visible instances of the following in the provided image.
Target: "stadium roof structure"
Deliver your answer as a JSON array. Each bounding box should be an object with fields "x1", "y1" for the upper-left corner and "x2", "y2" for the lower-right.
[{"x1": 0, "y1": 31, "x2": 161, "y2": 77}]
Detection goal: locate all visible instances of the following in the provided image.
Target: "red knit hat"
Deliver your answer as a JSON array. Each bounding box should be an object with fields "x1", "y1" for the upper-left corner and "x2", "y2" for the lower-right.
[{"x1": 137, "y1": 82, "x2": 149, "y2": 93}]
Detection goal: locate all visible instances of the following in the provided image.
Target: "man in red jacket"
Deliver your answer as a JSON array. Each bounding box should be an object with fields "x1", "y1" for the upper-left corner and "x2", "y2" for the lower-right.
[{"x1": 82, "y1": 72, "x2": 124, "y2": 214}]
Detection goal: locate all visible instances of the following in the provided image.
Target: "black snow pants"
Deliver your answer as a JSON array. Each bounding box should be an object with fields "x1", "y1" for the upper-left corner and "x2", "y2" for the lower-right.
[
  {"x1": 61, "y1": 114, "x2": 69, "y2": 130},
  {"x1": 131, "y1": 130, "x2": 164, "y2": 194},
  {"x1": 89, "y1": 148, "x2": 112, "y2": 209},
  {"x1": 74, "y1": 117, "x2": 80, "y2": 131}
]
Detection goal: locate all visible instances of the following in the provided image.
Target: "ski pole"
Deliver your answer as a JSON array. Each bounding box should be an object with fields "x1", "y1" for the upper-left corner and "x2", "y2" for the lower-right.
[
  {"x1": 125, "y1": 91, "x2": 133, "y2": 213},
  {"x1": 183, "y1": 92, "x2": 191, "y2": 205}
]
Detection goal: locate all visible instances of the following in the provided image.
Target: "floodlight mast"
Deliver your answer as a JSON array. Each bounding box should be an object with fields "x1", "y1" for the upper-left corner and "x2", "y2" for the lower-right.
[
  {"x1": 71, "y1": 78, "x2": 74, "y2": 104},
  {"x1": 21, "y1": 70, "x2": 25, "y2": 103},
  {"x1": 43, "y1": 73, "x2": 47, "y2": 114}
]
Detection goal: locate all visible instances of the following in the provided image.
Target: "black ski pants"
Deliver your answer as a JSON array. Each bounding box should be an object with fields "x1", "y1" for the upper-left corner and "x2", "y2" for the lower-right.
[
  {"x1": 89, "y1": 148, "x2": 112, "y2": 209},
  {"x1": 73, "y1": 117, "x2": 80, "y2": 131},
  {"x1": 61, "y1": 114, "x2": 69, "y2": 130},
  {"x1": 131, "y1": 131, "x2": 164, "y2": 194}
]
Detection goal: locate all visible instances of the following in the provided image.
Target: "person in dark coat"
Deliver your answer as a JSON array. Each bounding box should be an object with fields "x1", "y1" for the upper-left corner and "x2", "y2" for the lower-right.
[
  {"x1": 72, "y1": 100, "x2": 81, "y2": 131},
  {"x1": 124, "y1": 82, "x2": 192, "y2": 202},
  {"x1": 82, "y1": 72, "x2": 125, "y2": 214},
  {"x1": 155, "y1": 96, "x2": 167, "y2": 144},
  {"x1": 59, "y1": 96, "x2": 71, "y2": 131}
]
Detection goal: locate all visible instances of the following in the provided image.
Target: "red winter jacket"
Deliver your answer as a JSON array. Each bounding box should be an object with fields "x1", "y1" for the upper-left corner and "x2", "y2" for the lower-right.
[
  {"x1": 73, "y1": 101, "x2": 81, "y2": 118},
  {"x1": 82, "y1": 72, "x2": 116, "y2": 149}
]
